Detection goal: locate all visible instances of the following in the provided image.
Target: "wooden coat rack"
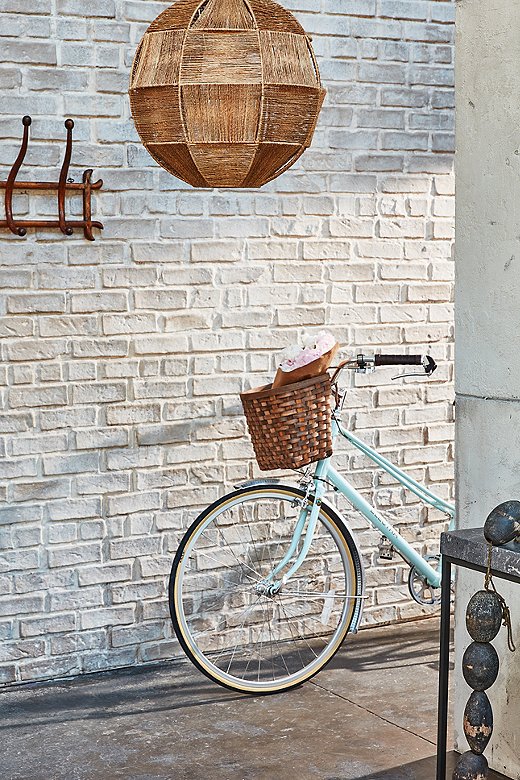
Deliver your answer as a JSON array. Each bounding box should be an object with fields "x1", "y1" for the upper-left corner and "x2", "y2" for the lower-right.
[{"x1": 0, "y1": 116, "x2": 103, "y2": 241}]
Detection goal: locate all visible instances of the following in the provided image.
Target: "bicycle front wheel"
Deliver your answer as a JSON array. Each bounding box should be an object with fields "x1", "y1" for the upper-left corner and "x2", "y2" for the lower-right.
[{"x1": 169, "y1": 484, "x2": 363, "y2": 694}]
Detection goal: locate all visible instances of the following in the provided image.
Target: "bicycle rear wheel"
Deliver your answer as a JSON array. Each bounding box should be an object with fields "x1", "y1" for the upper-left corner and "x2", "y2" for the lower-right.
[{"x1": 169, "y1": 484, "x2": 364, "y2": 694}]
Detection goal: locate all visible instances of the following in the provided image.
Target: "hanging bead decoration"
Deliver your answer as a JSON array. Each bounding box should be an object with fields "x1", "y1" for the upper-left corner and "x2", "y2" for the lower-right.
[
  {"x1": 483, "y1": 500, "x2": 520, "y2": 546},
  {"x1": 453, "y1": 511, "x2": 517, "y2": 780},
  {"x1": 453, "y1": 752, "x2": 489, "y2": 780},
  {"x1": 461, "y1": 639, "x2": 499, "y2": 692},
  {"x1": 463, "y1": 691, "x2": 493, "y2": 756},
  {"x1": 465, "y1": 590, "x2": 503, "y2": 644}
]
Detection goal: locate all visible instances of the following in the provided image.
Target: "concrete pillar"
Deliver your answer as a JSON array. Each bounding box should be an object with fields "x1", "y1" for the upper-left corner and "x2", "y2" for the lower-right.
[{"x1": 455, "y1": 1, "x2": 520, "y2": 776}]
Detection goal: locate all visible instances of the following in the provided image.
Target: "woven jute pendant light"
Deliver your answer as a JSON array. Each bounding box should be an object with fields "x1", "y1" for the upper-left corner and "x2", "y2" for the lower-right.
[{"x1": 129, "y1": 0, "x2": 326, "y2": 188}]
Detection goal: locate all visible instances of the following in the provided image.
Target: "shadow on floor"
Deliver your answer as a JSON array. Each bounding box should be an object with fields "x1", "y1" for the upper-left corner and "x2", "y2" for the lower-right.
[
  {"x1": 0, "y1": 619, "x2": 477, "y2": 780},
  {"x1": 0, "y1": 668, "x2": 244, "y2": 730},
  {"x1": 327, "y1": 618, "x2": 452, "y2": 674},
  {"x1": 0, "y1": 618, "x2": 450, "y2": 731},
  {"x1": 351, "y1": 752, "x2": 508, "y2": 780}
]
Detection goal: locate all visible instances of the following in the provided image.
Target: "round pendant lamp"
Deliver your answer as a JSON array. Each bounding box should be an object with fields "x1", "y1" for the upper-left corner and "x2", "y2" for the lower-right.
[{"x1": 129, "y1": 0, "x2": 326, "y2": 188}]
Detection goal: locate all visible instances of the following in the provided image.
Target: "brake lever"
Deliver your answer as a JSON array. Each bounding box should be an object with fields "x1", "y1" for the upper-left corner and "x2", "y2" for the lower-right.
[
  {"x1": 391, "y1": 356, "x2": 437, "y2": 381},
  {"x1": 391, "y1": 371, "x2": 427, "y2": 381}
]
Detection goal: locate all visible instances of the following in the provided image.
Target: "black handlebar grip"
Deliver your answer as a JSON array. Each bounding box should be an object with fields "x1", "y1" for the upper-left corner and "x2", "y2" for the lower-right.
[{"x1": 374, "y1": 354, "x2": 423, "y2": 366}]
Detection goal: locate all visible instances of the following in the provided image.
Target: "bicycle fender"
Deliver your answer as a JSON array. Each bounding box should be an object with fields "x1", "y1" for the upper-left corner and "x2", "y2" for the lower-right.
[
  {"x1": 319, "y1": 495, "x2": 366, "y2": 633},
  {"x1": 234, "y1": 477, "x2": 286, "y2": 489}
]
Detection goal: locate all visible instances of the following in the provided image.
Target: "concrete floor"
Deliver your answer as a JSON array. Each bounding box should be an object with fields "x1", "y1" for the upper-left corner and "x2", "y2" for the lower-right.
[{"x1": 1, "y1": 618, "x2": 508, "y2": 780}]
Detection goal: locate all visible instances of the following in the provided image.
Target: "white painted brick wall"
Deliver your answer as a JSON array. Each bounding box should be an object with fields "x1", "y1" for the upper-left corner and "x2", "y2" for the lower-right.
[{"x1": 0, "y1": 0, "x2": 454, "y2": 685}]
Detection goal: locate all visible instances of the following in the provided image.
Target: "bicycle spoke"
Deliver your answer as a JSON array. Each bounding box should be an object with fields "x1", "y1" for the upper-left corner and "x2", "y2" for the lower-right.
[
  {"x1": 243, "y1": 511, "x2": 269, "y2": 576},
  {"x1": 192, "y1": 542, "x2": 257, "y2": 579},
  {"x1": 265, "y1": 605, "x2": 277, "y2": 681},
  {"x1": 222, "y1": 595, "x2": 264, "y2": 673},
  {"x1": 278, "y1": 602, "x2": 329, "y2": 654},
  {"x1": 213, "y1": 522, "x2": 264, "y2": 581},
  {"x1": 268, "y1": 626, "x2": 292, "y2": 678},
  {"x1": 278, "y1": 598, "x2": 311, "y2": 668},
  {"x1": 189, "y1": 595, "x2": 261, "y2": 642}
]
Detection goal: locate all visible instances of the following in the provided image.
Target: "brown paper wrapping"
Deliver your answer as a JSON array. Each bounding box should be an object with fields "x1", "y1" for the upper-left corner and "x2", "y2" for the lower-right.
[{"x1": 272, "y1": 343, "x2": 339, "y2": 389}]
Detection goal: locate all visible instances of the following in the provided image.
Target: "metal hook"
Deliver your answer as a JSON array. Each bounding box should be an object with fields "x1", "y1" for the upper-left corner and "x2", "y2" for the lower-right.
[
  {"x1": 82, "y1": 169, "x2": 94, "y2": 241},
  {"x1": 5, "y1": 115, "x2": 31, "y2": 236},
  {"x1": 58, "y1": 119, "x2": 74, "y2": 236},
  {"x1": 81, "y1": 169, "x2": 104, "y2": 241}
]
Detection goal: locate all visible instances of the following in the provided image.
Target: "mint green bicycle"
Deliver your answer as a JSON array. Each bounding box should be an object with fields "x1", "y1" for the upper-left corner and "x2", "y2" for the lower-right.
[{"x1": 169, "y1": 353, "x2": 454, "y2": 694}]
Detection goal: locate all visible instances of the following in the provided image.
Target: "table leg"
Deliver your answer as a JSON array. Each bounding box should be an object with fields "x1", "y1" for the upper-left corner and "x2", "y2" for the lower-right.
[{"x1": 436, "y1": 556, "x2": 452, "y2": 780}]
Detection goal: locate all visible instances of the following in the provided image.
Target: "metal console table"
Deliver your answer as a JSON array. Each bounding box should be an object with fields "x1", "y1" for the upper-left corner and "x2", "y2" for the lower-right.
[{"x1": 436, "y1": 527, "x2": 520, "y2": 780}]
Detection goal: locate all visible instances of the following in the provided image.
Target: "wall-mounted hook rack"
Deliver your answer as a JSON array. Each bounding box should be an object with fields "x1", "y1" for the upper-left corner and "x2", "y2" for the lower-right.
[{"x1": 0, "y1": 116, "x2": 103, "y2": 241}]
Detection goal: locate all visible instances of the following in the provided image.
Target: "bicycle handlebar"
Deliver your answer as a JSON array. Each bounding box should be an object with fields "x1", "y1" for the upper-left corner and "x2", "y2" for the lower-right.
[
  {"x1": 374, "y1": 354, "x2": 423, "y2": 366},
  {"x1": 330, "y1": 353, "x2": 437, "y2": 384}
]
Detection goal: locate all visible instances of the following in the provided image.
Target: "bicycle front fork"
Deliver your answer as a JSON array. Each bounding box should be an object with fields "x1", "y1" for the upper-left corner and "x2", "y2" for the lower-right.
[{"x1": 256, "y1": 482, "x2": 325, "y2": 594}]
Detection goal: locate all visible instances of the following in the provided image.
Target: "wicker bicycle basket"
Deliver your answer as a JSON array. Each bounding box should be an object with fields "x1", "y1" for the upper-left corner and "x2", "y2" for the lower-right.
[{"x1": 240, "y1": 373, "x2": 333, "y2": 471}]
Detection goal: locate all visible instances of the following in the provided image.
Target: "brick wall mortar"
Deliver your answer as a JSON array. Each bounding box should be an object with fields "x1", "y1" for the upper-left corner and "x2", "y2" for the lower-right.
[{"x1": 0, "y1": 0, "x2": 454, "y2": 685}]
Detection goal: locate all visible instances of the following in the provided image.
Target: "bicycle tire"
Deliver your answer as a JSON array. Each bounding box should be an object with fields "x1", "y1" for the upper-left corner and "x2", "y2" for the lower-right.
[{"x1": 169, "y1": 484, "x2": 364, "y2": 694}]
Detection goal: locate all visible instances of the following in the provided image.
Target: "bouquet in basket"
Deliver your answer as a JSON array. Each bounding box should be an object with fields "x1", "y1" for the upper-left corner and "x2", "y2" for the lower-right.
[
  {"x1": 240, "y1": 331, "x2": 339, "y2": 471},
  {"x1": 272, "y1": 330, "x2": 339, "y2": 387}
]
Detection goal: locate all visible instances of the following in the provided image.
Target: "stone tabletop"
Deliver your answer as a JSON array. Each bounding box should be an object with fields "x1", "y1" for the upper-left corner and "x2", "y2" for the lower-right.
[{"x1": 441, "y1": 528, "x2": 520, "y2": 583}]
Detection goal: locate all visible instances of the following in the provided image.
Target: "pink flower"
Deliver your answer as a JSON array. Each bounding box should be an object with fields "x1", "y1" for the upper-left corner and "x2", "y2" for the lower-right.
[{"x1": 279, "y1": 330, "x2": 336, "y2": 372}]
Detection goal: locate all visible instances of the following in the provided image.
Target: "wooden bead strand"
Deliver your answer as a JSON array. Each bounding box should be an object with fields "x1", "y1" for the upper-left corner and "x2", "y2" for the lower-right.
[
  {"x1": 453, "y1": 590, "x2": 502, "y2": 779},
  {"x1": 453, "y1": 524, "x2": 517, "y2": 780}
]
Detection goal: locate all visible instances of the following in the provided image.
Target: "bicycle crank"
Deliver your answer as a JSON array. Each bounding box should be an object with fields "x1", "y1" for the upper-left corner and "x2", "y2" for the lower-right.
[{"x1": 408, "y1": 555, "x2": 442, "y2": 606}]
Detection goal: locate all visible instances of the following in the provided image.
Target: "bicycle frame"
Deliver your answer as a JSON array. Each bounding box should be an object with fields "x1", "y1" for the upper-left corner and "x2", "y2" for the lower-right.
[{"x1": 264, "y1": 410, "x2": 455, "y2": 592}]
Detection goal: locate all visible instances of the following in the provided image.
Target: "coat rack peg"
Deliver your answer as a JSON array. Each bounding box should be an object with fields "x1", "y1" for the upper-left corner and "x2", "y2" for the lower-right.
[
  {"x1": 58, "y1": 119, "x2": 75, "y2": 236},
  {"x1": 0, "y1": 115, "x2": 103, "y2": 241},
  {"x1": 5, "y1": 115, "x2": 32, "y2": 237}
]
